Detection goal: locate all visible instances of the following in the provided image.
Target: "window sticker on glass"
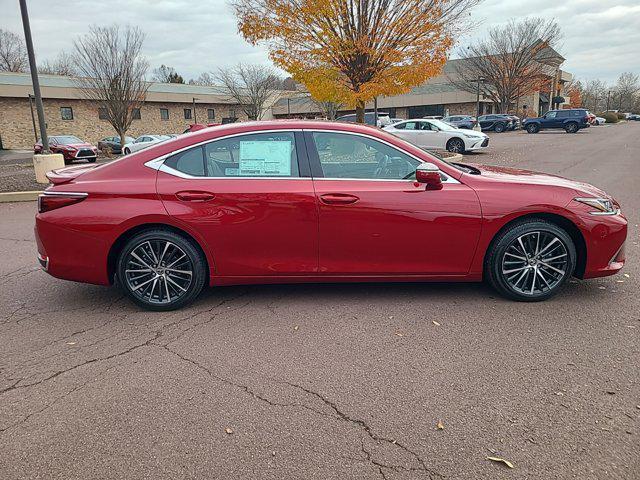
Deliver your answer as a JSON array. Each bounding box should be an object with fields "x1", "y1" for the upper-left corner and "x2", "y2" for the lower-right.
[{"x1": 239, "y1": 140, "x2": 291, "y2": 176}]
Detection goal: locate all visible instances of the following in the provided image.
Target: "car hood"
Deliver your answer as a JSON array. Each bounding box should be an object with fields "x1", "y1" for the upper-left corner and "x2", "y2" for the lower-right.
[
  {"x1": 67, "y1": 143, "x2": 95, "y2": 149},
  {"x1": 467, "y1": 163, "x2": 610, "y2": 198}
]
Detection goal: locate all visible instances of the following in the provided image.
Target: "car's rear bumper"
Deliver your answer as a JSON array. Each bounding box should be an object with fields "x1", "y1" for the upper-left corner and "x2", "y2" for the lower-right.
[{"x1": 35, "y1": 216, "x2": 111, "y2": 286}]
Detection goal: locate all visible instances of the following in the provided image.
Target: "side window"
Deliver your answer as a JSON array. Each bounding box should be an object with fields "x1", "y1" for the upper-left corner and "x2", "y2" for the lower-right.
[
  {"x1": 203, "y1": 132, "x2": 299, "y2": 178},
  {"x1": 418, "y1": 122, "x2": 433, "y2": 130},
  {"x1": 556, "y1": 111, "x2": 568, "y2": 118},
  {"x1": 546, "y1": 111, "x2": 557, "y2": 119},
  {"x1": 164, "y1": 146, "x2": 206, "y2": 177},
  {"x1": 401, "y1": 122, "x2": 419, "y2": 130},
  {"x1": 311, "y1": 132, "x2": 419, "y2": 180}
]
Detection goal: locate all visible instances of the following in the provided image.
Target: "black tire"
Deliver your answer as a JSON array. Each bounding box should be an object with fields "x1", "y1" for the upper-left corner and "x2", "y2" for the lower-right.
[
  {"x1": 446, "y1": 137, "x2": 465, "y2": 154},
  {"x1": 124, "y1": 147, "x2": 131, "y2": 155},
  {"x1": 526, "y1": 123, "x2": 539, "y2": 134},
  {"x1": 88, "y1": 157, "x2": 96, "y2": 163},
  {"x1": 565, "y1": 122, "x2": 579, "y2": 133},
  {"x1": 485, "y1": 219, "x2": 576, "y2": 302},
  {"x1": 116, "y1": 229, "x2": 207, "y2": 311},
  {"x1": 494, "y1": 122, "x2": 506, "y2": 133}
]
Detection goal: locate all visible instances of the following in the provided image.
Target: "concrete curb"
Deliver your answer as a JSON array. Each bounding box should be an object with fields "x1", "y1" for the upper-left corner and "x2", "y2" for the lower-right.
[
  {"x1": 0, "y1": 190, "x2": 42, "y2": 202},
  {"x1": 448, "y1": 153, "x2": 464, "y2": 162}
]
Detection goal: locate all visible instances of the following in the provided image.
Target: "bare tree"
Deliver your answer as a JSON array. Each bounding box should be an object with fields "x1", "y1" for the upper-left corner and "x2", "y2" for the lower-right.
[
  {"x1": 613, "y1": 72, "x2": 639, "y2": 111},
  {"x1": 0, "y1": 28, "x2": 28, "y2": 72},
  {"x1": 216, "y1": 64, "x2": 281, "y2": 120},
  {"x1": 448, "y1": 18, "x2": 563, "y2": 113},
  {"x1": 72, "y1": 25, "x2": 149, "y2": 149},
  {"x1": 39, "y1": 51, "x2": 76, "y2": 76},
  {"x1": 189, "y1": 72, "x2": 216, "y2": 86},
  {"x1": 582, "y1": 79, "x2": 608, "y2": 112},
  {"x1": 152, "y1": 64, "x2": 184, "y2": 83}
]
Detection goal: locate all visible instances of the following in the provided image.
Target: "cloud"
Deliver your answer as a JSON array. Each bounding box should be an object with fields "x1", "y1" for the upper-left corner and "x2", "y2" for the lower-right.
[{"x1": 1, "y1": 0, "x2": 638, "y2": 84}]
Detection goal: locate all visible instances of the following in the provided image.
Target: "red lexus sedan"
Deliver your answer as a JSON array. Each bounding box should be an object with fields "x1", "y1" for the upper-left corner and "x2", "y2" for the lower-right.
[{"x1": 35, "y1": 120, "x2": 627, "y2": 310}]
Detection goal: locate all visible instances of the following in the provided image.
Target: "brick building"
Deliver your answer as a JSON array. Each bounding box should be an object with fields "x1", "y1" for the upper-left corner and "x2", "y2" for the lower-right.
[
  {"x1": 271, "y1": 52, "x2": 573, "y2": 120},
  {"x1": 0, "y1": 72, "x2": 247, "y2": 150}
]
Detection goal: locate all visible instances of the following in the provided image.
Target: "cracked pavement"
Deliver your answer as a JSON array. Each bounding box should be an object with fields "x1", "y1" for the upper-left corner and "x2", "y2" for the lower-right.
[{"x1": 1, "y1": 124, "x2": 639, "y2": 479}]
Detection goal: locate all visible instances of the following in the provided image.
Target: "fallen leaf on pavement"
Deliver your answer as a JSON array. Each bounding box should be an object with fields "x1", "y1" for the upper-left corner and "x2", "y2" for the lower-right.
[
  {"x1": 436, "y1": 420, "x2": 444, "y2": 430},
  {"x1": 487, "y1": 456, "x2": 514, "y2": 469},
  {"x1": 66, "y1": 342, "x2": 76, "y2": 345},
  {"x1": 623, "y1": 273, "x2": 630, "y2": 278},
  {"x1": 293, "y1": 325, "x2": 299, "y2": 331},
  {"x1": 225, "y1": 427, "x2": 234, "y2": 434},
  {"x1": 432, "y1": 321, "x2": 441, "y2": 326},
  {"x1": 394, "y1": 332, "x2": 404, "y2": 337}
]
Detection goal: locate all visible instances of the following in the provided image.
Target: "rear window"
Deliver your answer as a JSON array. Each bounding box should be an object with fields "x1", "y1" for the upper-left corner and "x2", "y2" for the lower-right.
[{"x1": 164, "y1": 146, "x2": 206, "y2": 177}]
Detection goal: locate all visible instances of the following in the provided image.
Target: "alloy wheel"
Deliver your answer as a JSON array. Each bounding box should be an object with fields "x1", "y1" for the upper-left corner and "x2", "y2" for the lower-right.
[
  {"x1": 501, "y1": 231, "x2": 569, "y2": 296},
  {"x1": 448, "y1": 138, "x2": 464, "y2": 153},
  {"x1": 124, "y1": 240, "x2": 193, "y2": 305}
]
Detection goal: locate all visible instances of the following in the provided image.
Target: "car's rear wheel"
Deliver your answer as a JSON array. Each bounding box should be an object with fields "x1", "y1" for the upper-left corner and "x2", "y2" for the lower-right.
[
  {"x1": 526, "y1": 123, "x2": 539, "y2": 134},
  {"x1": 494, "y1": 123, "x2": 506, "y2": 133},
  {"x1": 446, "y1": 137, "x2": 465, "y2": 154},
  {"x1": 485, "y1": 220, "x2": 576, "y2": 301},
  {"x1": 565, "y1": 122, "x2": 579, "y2": 133},
  {"x1": 116, "y1": 230, "x2": 207, "y2": 311}
]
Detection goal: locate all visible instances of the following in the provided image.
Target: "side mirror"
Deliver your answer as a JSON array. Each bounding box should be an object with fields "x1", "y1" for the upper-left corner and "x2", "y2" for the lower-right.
[{"x1": 416, "y1": 163, "x2": 443, "y2": 190}]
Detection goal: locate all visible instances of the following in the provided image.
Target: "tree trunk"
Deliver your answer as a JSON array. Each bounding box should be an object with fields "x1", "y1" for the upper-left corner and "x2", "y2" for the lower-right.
[
  {"x1": 119, "y1": 132, "x2": 127, "y2": 154},
  {"x1": 355, "y1": 100, "x2": 365, "y2": 123}
]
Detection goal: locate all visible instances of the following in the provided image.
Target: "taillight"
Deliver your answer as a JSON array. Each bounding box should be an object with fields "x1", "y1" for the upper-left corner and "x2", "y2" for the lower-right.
[{"x1": 38, "y1": 192, "x2": 87, "y2": 213}]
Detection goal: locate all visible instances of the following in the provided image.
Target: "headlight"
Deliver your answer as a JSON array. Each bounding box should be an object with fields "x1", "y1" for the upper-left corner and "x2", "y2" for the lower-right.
[
  {"x1": 574, "y1": 197, "x2": 618, "y2": 215},
  {"x1": 461, "y1": 133, "x2": 481, "y2": 139}
]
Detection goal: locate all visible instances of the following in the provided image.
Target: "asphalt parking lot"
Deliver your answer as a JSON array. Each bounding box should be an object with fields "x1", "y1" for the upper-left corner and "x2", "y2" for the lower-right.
[{"x1": 1, "y1": 123, "x2": 638, "y2": 479}]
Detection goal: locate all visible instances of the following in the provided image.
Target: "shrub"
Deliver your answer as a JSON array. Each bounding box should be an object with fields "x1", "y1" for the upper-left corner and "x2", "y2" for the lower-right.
[
  {"x1": 616, "y1": 112, "x2": 626, "y2": 120},
  {"x1": 599, "y1": 112, "x2": 619, "y2": 123}
]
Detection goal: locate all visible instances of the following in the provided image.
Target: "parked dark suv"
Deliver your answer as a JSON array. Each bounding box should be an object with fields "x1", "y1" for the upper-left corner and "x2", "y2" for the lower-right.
[
  {"x1": 523, "y1": 109, "x2": 591, "y2": 134},
  {"x1": 442, "y1": 115, "x2": 477, "y2": 129},
  {"x1": 477, "y1": 115, "x2": 513, "y2": 133}
]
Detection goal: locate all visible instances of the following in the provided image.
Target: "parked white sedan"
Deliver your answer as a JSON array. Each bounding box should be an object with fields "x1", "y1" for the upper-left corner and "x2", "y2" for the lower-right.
[
  {"x1": 383, "y1": 119, "x2": 489, "y2": 153},
  {"x1": 122, "y1": 134, "x2": 172, "y2": 155}
]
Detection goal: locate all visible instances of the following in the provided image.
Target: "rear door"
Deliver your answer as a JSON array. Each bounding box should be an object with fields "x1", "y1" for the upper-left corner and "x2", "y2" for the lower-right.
[
  {"x1": 305, "y1": 129, "x2": 482, "y2": 275},
  {"x1": 156, "y1": 130, "x2": 319, "y2": 277}
]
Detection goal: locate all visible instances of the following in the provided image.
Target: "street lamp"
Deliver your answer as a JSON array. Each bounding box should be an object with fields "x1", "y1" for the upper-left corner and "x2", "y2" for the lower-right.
[
  {"x1": 19, "y1": 0, "x2": 48, "y2": 152},
  {"x1": 192, "y1": 97, "x2": 199, "y2": 124},
  {"x1": 476, "y1": 78, "x2": 485, "y2": 117}
]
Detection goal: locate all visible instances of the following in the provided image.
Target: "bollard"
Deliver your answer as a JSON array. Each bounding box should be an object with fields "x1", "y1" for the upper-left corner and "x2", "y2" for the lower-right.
[{"x1": 33, "y1": 153, "x2": 65, "y2": 184}]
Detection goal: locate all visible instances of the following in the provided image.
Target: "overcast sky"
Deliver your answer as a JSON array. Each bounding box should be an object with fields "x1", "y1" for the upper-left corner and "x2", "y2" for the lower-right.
[{"x1": 1, "y1": 0, "x2": 638, "y2": 85}]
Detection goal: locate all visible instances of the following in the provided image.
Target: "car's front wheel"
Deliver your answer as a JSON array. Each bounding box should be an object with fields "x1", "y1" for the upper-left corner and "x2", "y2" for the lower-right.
[
  {"x1": 526, "y1": 123, "x2": 539, "y2": 134},
  {"x1": 485, "y1": 220, "x2": 576, "y2": 301},
  {"x1": 124, "y1": 147, "x2": 131, "y2": 155},
  {"x1": 446, "y1": 137, "x2": 465, "y2": 154},
  {"x1": 116, "y1": 230, "x2": 208, "y2": 311},
  {"x1": 565, "y1": 122, "x2": 579, "y2": 133},
  {"x1": 494, "y1": 123, "x2": 506, "y2": 133}
]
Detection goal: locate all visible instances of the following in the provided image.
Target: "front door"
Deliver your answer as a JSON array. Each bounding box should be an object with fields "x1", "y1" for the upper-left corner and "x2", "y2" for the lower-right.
[
  {"x1": 157, "y1": 131, "x2": 318, "y2": 277},
  {"x1": 305, "y1": 130, "x2": 482, "y2": 275}
]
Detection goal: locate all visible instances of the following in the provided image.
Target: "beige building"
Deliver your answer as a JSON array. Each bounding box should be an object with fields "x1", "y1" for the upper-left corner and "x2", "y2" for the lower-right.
[
  {"x1": 271, "y1": 50, "x2": 573, "y2": 120},
  {"x1": 0, "y1": 72, "x2": 247, "y2": 150}
]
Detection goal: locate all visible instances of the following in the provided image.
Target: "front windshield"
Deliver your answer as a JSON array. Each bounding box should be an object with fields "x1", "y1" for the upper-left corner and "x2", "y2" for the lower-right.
[{"x1": 428, "y1": 119, "x2": 458, "y2": 130}]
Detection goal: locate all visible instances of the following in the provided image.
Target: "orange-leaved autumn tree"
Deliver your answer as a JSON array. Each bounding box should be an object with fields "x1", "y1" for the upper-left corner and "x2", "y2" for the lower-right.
[{"x1": 232, "y1": 0, "x2": 480, "y2": 122}]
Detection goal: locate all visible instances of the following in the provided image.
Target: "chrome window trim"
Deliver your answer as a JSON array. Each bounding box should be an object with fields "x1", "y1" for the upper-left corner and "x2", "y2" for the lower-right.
[{"x1": 143, "y1": 127, "x2": 459, "y2": 184}]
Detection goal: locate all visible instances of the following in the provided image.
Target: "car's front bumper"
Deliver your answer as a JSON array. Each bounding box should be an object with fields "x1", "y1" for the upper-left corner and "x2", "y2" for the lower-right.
[
  {"x1": 464, "y1": 137, "x2": 489, "y2": 151},
  {"x1": 579, "y1": 211, "x2": 627, "y2": 279}
]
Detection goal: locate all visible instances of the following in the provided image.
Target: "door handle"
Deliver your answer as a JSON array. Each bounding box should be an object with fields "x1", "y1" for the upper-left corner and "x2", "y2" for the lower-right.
[
  {"x1": 175, "y1": 190, "x2": 215, "y2": 202},
  {"x1": 320, "y1": 193, "x2": 359, "y2": 205}
]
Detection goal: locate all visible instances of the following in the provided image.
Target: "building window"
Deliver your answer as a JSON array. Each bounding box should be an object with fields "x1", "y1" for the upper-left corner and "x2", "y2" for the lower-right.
[
  {"x1": 229, "y1": 109, "x2": 236, "y2": 118},
  {"x1": 160, "y1": 108, "x2": 169, "y2": 120},
  {"x1": 208, "y1": 108, "x2": 215, "y2": 120},
  {"x1": 61, "y1": 107, "x2": 74, "y2": 120},
  {"x1": 184, "y1": 108, "x2": 192, "y2": 120},
  {"x1": 132, "y1": 108, "x2": 141, "y2": 120},
  {"x1": 98, "y1": 107, "x2": 109, "y2": 120}
]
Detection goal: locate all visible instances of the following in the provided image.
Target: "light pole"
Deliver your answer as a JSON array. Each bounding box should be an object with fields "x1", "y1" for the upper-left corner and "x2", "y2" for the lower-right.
[
  {"x1": 192, "y1": 97, "x2": 198, "y2": 124},
  {"x1": 19, "y1": 0, "x2": 48, "y2": 152},
  {"x1": 476, "y1": 78, "x2": 485, "y2": 117}
]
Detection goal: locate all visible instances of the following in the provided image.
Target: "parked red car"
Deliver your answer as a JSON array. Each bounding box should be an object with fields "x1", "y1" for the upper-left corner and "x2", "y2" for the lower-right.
[
  {"x1": 34, "y1": 135, "x2": 98, "y2": 164},
  {"x1": 35, "y1": 120, "x2": 627, "y2": 310}
]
